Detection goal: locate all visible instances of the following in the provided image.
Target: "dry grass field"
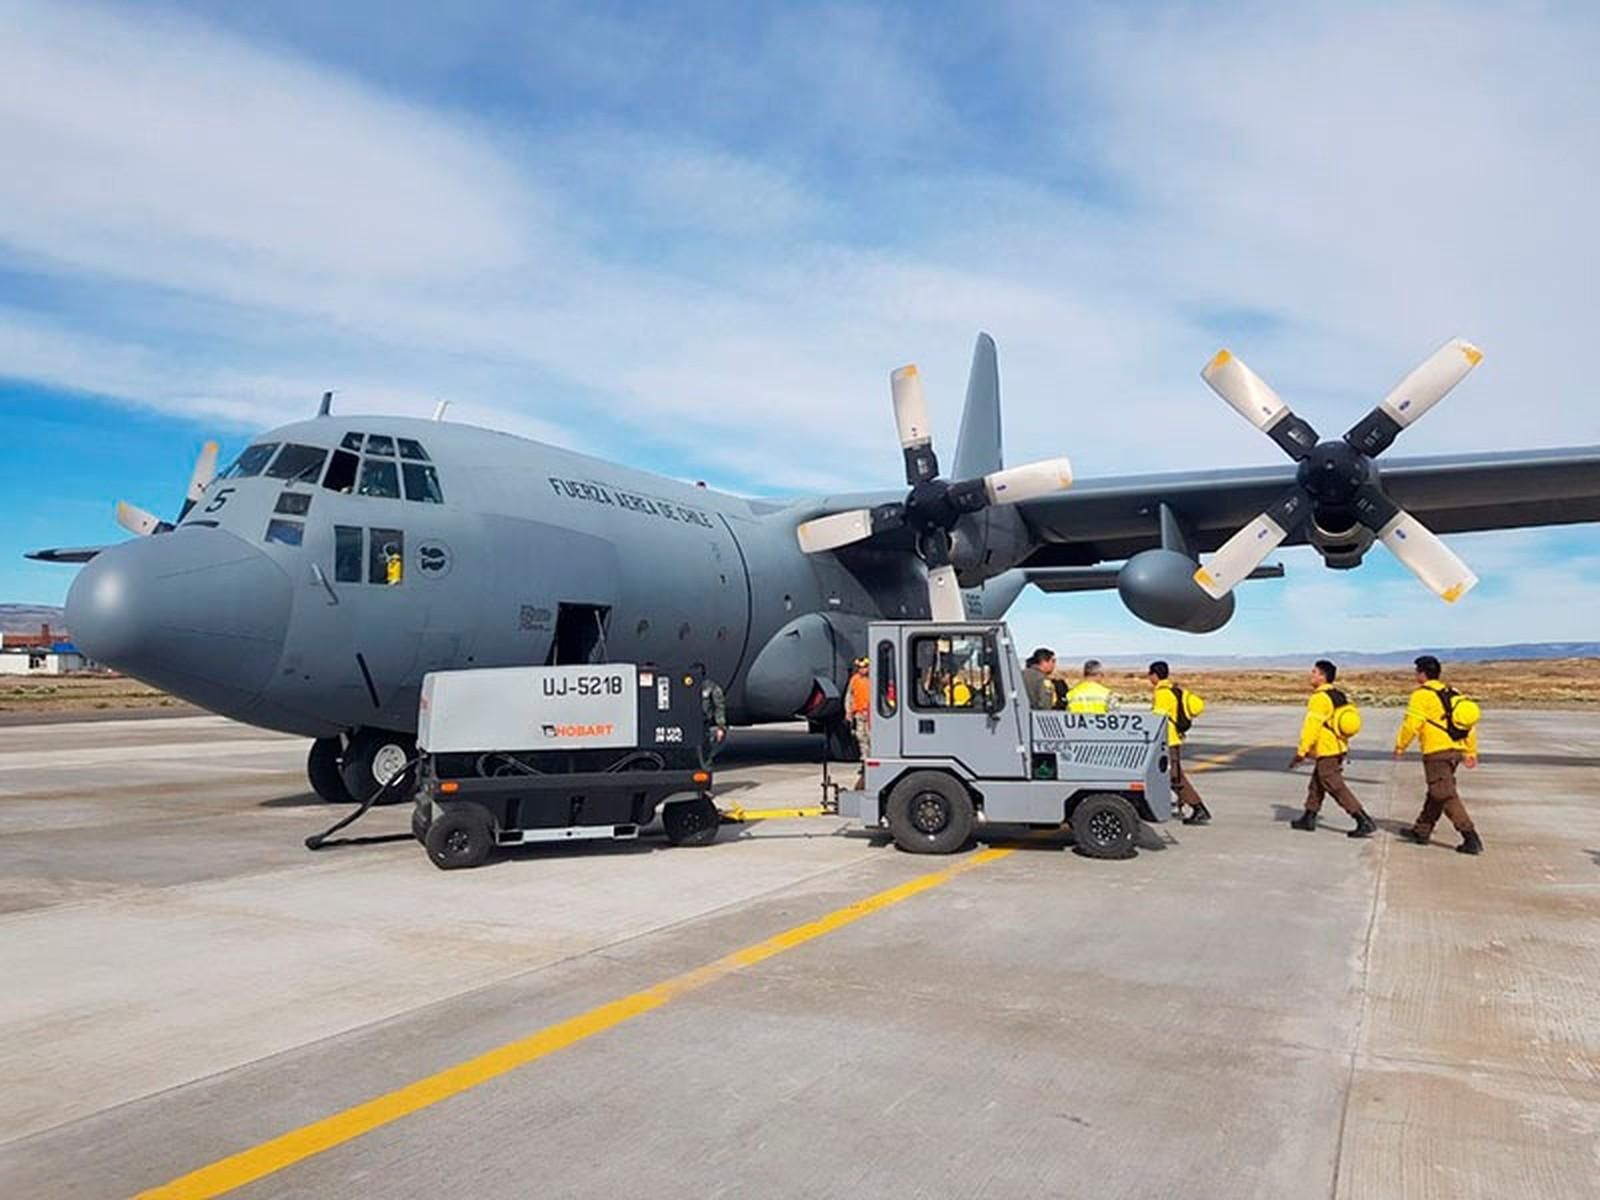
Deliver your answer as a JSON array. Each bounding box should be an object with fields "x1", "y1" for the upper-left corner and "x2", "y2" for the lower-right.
[
  {"x1": 0, "y1": 659, "x2": 1594, "y2": 716},
  {"x1": 1098, "y1": 658, "x2": 1599, "y2": 708}
]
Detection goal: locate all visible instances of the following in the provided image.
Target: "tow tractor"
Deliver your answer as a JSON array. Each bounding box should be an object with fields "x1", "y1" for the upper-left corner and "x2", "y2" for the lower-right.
[
  {"x1": 410, "y1": 662, "x2": 717, "y2": 869},
  {"x1": 841, "y1": 619, "x2": 1171, "y2": 858}
]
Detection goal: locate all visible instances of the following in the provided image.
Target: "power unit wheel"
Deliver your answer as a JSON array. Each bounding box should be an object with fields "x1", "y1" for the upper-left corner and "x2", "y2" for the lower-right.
[
  {"x1": 1072, "y1": 794, "x2": 1140, "y2": 860},
  {"x1": 886, "y1": 772, "x2": 975, "y2": 855},
  {"x1": 340, "y1": 729, "x2": 417, "y2": 806},
  {"x1": 411, "y1": 802, "x2": 432, "y2": 844},
  {"x1": 662, "y1": 797, "x2": 720, "y2": 847},
  {"x1": 307, "y1": 737, "x2": 355, "y2": 803},
  {"x1": 425, "y1": 805, "x2": 494, "y2": 870}
]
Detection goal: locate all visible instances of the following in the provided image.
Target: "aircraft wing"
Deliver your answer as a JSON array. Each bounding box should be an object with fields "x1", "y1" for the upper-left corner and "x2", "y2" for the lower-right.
[
  {"x1": 25, "y1": 545, "x2": 112, "y2": 563},
  {"x1": 1013, "y1": 446, "x2": 1600, "y2": 565}
]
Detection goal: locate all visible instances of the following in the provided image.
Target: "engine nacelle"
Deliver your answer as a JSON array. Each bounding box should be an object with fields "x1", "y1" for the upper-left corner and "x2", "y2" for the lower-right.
[
  {"x1": 1306, "y1": 515, "x2": 1376, "y2": 570},
  {"x1": 743, "y1": 612, "x2": 866, "y2": 722},
  {"x1": 1117, "y1": 549, "x2": 1236, "y2": 634}
]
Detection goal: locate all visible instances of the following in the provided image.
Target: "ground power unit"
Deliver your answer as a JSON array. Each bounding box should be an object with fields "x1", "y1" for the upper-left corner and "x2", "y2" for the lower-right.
[{"x1": 411, "y1": 663, "x2": 716, "y2": 868}]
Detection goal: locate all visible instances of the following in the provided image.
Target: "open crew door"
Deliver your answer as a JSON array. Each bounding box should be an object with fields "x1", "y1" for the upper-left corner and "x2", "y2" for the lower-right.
[{"x1": 547, "y1": 603, "x2": 611, "y2": 665}]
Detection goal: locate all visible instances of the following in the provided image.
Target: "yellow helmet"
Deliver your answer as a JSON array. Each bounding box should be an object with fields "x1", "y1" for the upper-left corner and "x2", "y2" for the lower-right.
[
  {"x1": 1452, "y1": 697, "x2": 1482, "y2": 729},
  {"x1": 1333, "y1": 706, "x2": 1362, "y2": 738}
]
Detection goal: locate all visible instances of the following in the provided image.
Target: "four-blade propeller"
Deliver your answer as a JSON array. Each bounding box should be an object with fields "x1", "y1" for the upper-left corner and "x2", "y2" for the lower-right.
[
  {"x1": 115, "y1": 441, "x2": 219, "y2": 538},
  {"x1": 795, "y1": 361, "x2": 1073, "y2": 620},
  {"x1": 1195, "y1": 339, "x2": 1483, "y2": 603}
]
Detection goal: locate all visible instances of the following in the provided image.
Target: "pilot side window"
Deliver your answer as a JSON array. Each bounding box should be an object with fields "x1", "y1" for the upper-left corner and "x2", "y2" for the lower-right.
[
  {"x1": 402, "y1": 462, "x2": 444, "y2": 503},
  {"x1": 334, "y1": 525, "x2": 363, "y2": 582},
  {"x1": 340, "y1": 431, "x2": 365, "y2": 452},
  {"x1": 274, "y1": 492, "x2": 312, "y2": 516},
  {"x1": 365, "y1": 435, "x2": 396, "y2": 457},
  {"x1": 266, "y1": 444, "x2": 328, "y2": 483},
  {"x1": 358, "y1": 459, "x2": 401, "y2": 499},
  {"x1": 223, "y1": 443, "x2": 278, "y2": 479},
  {"x1": 368, "y1": 528, "x2": 404, "y2": 585},
  {"x1": 909, "y1": 633, "x2": 1000, "y2": 711},
  {"x1": 398, "y1": 438, "x2": 430, "y2": 461},
  {"x1": 264, "y1": 519, "x2": 304, "y2": 547},
  {"x1": 322, "y1": 450, "x2": 359, "y2": 493}
]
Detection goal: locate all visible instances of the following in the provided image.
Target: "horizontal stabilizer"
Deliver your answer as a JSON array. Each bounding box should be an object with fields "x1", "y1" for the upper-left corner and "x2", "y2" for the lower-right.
[{"x1": 25, "y1": 545, "x2": 110, "y2": 563}]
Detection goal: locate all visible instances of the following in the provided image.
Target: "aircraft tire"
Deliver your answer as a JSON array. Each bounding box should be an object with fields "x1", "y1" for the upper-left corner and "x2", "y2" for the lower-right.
[
  {"x1": 340, "y1": 729, "x2": 417, "y2": 806},
  {"x1": 308, "y1": 737, "x2": 355, "y2": 804},
  {"x1": 1071, "y1": 793, "x2": 1139, "y2": 860},
  {"x1": 425, "y1": 805, "x2": 494, "y2": 870},
  {"x1": 886, "y1": 771, "x2": 974, "y2": 855},
  {"x1": 662, "y1": 797, "x2": 720, "y2": 847}
]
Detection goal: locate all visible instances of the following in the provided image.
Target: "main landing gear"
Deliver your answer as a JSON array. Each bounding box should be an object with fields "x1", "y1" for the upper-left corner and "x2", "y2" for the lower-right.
[{"x1": 307, "y1": 729, "x2": 418, "y2": 805}]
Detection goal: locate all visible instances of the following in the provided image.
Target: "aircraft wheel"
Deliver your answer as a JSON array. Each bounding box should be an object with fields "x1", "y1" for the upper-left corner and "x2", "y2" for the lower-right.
[
  {"x1": 307, "y1": 737, "x2": 355, "y2": 804},
  {"x1": 821, "y1": 720, "x2": 859, "y2": 764},
  {"x1": 425, "y1": 805, "x2": 494, "y2": 870},
  {"x1": 886, "y1": 771, "x2": 975, "y2": 855},
  {"x1": 1072, "y1": 793, "x2": 1139, "y2": 860},
  {"x1": 663, "y1": 797, "x2": 720, "y2": 847},
  {"x1": 340, "y1": 729, "x2": 417, "y2": 806}
]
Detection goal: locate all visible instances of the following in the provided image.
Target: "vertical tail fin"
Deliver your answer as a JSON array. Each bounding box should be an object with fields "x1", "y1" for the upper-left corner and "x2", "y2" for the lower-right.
[{"x1": 952, "y1": 332, "x2": 1002, "y2": 480}]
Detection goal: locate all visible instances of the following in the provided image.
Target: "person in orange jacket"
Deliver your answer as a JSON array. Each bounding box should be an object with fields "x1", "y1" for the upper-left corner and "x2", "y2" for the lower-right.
[
  {"x1": 1395, "y1": 654, "x2": 1482, "y2": 855},
  {"x1": 846, "y1": 657, "x2": 872, "y2": 785}
]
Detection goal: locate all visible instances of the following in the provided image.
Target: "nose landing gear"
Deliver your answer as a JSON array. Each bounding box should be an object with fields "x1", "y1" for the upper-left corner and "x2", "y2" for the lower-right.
[{"x1": 306, "y1": 729, "x2": 418, "y2": 804}]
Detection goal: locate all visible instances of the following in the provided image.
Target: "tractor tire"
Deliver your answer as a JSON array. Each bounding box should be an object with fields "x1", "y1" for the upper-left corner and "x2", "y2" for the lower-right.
[
  {"x1": 662, "y1": 797, "x2": 720, "y2": 847},
  {"x1": 1071, "y1": 793, "x2": 1140, "y2": 860},
  {"x1": 886, "y1": 771, "x2": 975, "y2": 855},
  {"x1": 307, "y1": 737, "x2": 355, "y2": 804},
  {"x1": 425, "y1": 805, "x2": 494, "y2": 870}
]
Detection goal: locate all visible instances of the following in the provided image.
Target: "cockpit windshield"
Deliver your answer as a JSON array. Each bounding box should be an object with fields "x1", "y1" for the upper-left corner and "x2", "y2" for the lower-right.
[
  {"x1": 265, "y1": 444, "x2": 329, "y2": 483},
  {"x1": 222, "y1": 442, "x2": 279, "y2": 479}
]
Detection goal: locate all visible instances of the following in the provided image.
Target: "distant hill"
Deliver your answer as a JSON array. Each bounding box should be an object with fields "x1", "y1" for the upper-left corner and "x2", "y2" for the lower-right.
[
  {"x1": 0, "y1": 604, "x2": 66, "y2": 638},
  {"x1": 1106, "y1": 642, "x2": 1600, "y2": 669}
]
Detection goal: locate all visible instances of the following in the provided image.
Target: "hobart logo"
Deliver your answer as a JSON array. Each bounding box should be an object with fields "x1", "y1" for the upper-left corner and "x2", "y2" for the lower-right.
[{"x1": 543, "y1": 722, "x2": 615, "y2": 738}]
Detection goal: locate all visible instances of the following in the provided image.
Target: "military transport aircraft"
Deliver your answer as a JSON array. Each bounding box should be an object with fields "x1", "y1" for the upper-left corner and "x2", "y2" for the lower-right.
[{"x1": 29, "y1": 335, "x2": 1600, "y2": 803}]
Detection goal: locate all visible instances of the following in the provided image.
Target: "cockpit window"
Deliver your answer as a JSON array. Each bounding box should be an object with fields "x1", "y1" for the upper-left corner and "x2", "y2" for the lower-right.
[
  {"x1": 224, "y1": 443, "x2": 279, "y2": 479},
  {"x1": 402, "y1": 462, "x2": 444, "y2": 504},
  {"x1": 340, "y1": 431, "x2": 365, "y2": 452},
  {"x1": 398, "y1": 438, "x2": 430, "y2": 461},
  {"x1": 265, "y1": 443, "x2": 328, "y2": 483},
  {"x1": 323, "y1": 449, "x2": 359, "y2": 493},
  {"x1": 365, "y1": 434, "x2": 396, "y2": 457},
  {"x1": 264, "y1": 518, "x2": 304, "y2": 547},
  {"x1": 358, "y1": 459, "x2": 401, "y2": 499}
]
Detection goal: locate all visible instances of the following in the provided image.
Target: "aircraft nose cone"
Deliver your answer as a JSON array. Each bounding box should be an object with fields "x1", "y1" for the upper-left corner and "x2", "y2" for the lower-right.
[{"x1": 66, "y1": 529, "x2": 292, "y2": 715}]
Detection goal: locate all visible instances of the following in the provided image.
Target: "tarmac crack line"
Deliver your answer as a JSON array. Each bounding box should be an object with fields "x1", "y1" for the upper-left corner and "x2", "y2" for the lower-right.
[{"x1": 129, "y1": 847, "x2": 1014, "y2": 1200}]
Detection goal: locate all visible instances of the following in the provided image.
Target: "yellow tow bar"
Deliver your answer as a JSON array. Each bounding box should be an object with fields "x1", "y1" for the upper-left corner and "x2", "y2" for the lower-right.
[{"x1": 719, "y1": 803, "x2": 830, "y2": 823}]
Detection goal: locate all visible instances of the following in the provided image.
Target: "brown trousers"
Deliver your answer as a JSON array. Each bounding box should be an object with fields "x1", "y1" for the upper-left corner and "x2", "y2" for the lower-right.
[
  {"x1": 1169, "y1": 744, "x2": 1203, "y2": 809},
  {"x1": 1412, "y1": 750, "x2": 1474, "y2": 835},
  {"x1": 1305, "y1": 754, "x2": 1362, "y2": 816}
]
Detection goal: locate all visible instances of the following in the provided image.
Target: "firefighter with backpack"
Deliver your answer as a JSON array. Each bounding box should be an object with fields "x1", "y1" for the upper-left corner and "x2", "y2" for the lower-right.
[
  {"x1": 1395, "y1": 654, "x2": 1483, "y2": 855},
  {"x1": 1288, "y1": 659, "x2": 1377, "y2": 838},
  {"x1": 1148, "y1": 660, "x2": 1211, "y2": 825}
]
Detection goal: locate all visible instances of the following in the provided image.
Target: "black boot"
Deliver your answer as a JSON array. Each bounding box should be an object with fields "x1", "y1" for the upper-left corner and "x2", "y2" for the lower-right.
[
  {"x1": 1347, "y1": 811, "x2": 1377, "y2": 839},
  {"x1": 1456, "y1": 830, "x2": 1483, "y2": 855},
  {"x1": 1398, "y1": 826, "x2": 1430, "y2": 845},
  {"x1": 1290, "y1": 810, "x2": 1317, "y2": 832},
  {"x1": 1182, "y1": 802, "x2": 1211, "y2": 826}
]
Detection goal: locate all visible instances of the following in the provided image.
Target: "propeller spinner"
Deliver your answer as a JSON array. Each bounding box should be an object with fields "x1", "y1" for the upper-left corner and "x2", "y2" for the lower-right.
[
  {"x1": 796, "y1": 358, "x2": 1073, "y2": 620},
  {"x1": 1195, "y1": 340, "x2": 1482, "y2": 603}
]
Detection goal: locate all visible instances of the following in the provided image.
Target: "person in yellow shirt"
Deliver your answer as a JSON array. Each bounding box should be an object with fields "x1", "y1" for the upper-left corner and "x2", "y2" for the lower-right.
[
  {"x1": 1148, "y1": 660, "x2": 1210, "y2": 825},
  {"x1": 1066, "y1": 659, "x2": 1114, "y2": 713},
  {"x1": 1395, "y1": 654, "x2": 1482, "y2": 855},
  {"x1": 1288, "y1": 659, "x2": 1375, "y2": 837}
]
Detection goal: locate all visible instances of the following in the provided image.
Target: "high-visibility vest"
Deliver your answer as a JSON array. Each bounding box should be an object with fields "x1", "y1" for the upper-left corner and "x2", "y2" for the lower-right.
[{"x1": 1067, "y1": 679, "x2": 1111, "y2": 713}]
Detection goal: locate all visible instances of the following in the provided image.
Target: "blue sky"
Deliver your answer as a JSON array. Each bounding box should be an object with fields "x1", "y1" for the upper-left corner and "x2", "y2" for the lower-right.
[{"x1": 2, "y1": 0, "x2": 1597, "y2": 654}]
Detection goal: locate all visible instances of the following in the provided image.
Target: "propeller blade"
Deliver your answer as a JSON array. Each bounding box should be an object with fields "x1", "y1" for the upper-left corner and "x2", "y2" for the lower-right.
[
  {"x1": 115, "y1": 500, "x2": 171, "y2": 537},
  {"x1": 1201, "y1": 349, "x2": 1319, "y2": 459},
  {"x1": 796, "y1": 509, "x2": 876, "y2": 554},
  {"x1": 1379, "y1": 338, "x2": 1483, "y2": 430},
  {"x1": 892, "y1": 364, "x2": 939, "y2": 484},
  {"x1": 927, "y1": 564, "x2": 966, "y2": 621},
  {"x1": 983, "y1": 457, "x2": 1073, "y2": 506},
  {"x1": 1345, "y1": 338, "x2": 1484, "y2": 456},
  {"x1": 1193, "y1": 488, "x2": 1312, "y2": 599},
  {"x1": 175, "y1": 441, "x2": 220, "y2": 521},
  {"x1": 1376, "y1": 509, "x2": 1479, "y2": 603}
]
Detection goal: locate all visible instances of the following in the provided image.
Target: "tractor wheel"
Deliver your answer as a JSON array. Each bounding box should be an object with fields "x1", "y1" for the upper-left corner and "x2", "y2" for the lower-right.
[
  {"x1": 425, "y1": 805, "x2": 494, "y2": 870},
  {"x1": 1071, "y1": 793, "x2": 1140, "y2": 860},
  {"x1": 886, "y1": 771, "x2": 975, "y2": 855},
  {"x1": 663, "y1": 797, "x2": 720, "y2": 847}
]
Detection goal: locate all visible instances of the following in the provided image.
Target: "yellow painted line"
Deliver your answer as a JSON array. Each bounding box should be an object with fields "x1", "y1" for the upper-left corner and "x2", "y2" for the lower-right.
[
  {"x1": 134, "y1": 847, "x2": 1014, "y2": 1200},
  {"x1": 1190, "y1": 747, "x2": 1251, "y2": 771}
]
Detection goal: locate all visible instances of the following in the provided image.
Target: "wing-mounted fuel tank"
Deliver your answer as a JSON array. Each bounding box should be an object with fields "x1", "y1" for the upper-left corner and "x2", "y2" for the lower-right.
[{"x1": 743, "y1": 611, "x2": 869, "y2": 723}]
